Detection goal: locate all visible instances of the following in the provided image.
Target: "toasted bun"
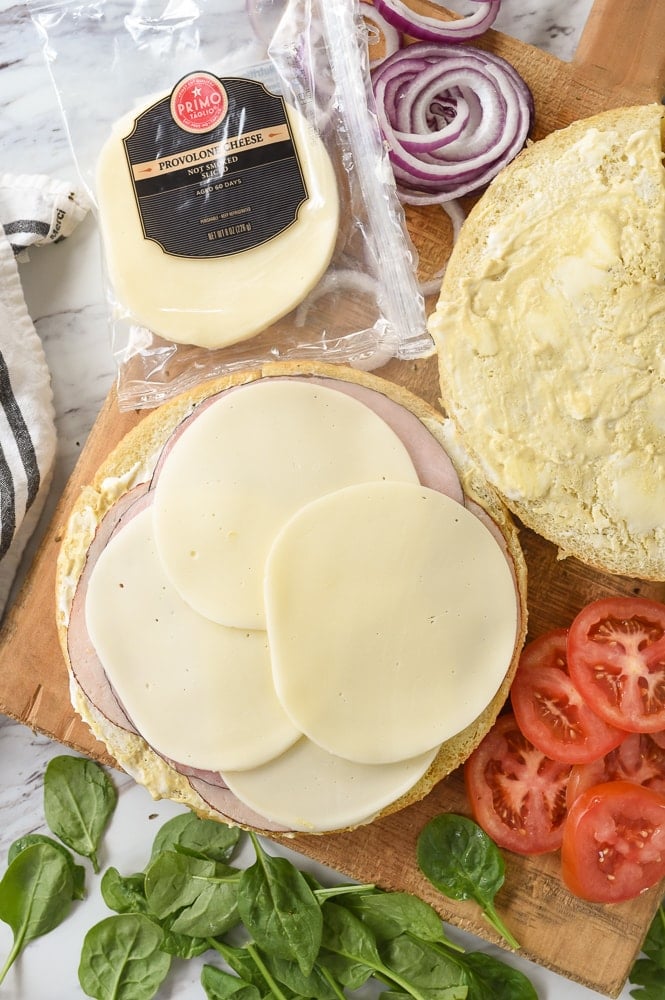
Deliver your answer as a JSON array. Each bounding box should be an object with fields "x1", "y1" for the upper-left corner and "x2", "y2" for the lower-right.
[
  {"x1": 55, "y1": 360, "x2": 527, "y2": 834},
  {"x1": 429, "y1": 103, "x2": 665, "y2": 579}
]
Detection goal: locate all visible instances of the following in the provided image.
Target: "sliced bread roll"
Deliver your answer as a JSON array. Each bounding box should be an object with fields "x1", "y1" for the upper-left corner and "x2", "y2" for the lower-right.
[
  {"x1": 55, "y1": 361, "x2": 527, "y2": 834},
  {"x1": 428, "y1": 103, "x2": 665, "y2": 579}
]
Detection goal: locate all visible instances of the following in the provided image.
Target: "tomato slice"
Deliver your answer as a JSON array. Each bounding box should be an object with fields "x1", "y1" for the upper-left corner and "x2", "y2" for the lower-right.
[
  {"x1": 510, "y1": 629, "x2": 625, "y2": 764},
  {"x1": 464, "y1": 713, "x2": 572, "y2": 855},
  {"x1": 567, "y1": 597, "x2": 665, "y2": 733},
  {"x1": 561, "y1": 780, "x2": 665, "y2": 903},
  {"x1": 566, "y1": 732, "x2": 665, "y2": 809}
]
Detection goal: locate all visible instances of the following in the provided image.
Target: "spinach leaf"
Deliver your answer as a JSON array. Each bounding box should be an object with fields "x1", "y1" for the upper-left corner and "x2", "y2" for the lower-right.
[
  {"x1": 320, "y1": 900, "x2": 381, "y2": 970},
  {"x1": 316, "y1": 947, "x2": 374, "y2": 992},
  {"x1": 158, "y1": 912, "x2": 210, "y2": 959},
  {"x1": 149, "y1": 811, "x2": 240, "y2": 863},
  {"x1": 321, "y1": 900, "x2": 435, "y2": 1000},
  {"x1": 101, "y1": 868, "x2": 149, "y2": 915},
  {"x1": 237, "y1": 833, "x2": 322, "y2": 976},
  {"x1": 102, "y1": 864, "x2": 210, "y2": 956},
  {"x1": 144, "y1": 850, "x2": 240, "y2": 937},
  {"x1": 347, "y1": 889, "x2": 460, "y2": 948},
  {"x1": 208, "y1": 940, "x2": 271, "y2": 992},
  {"x1": 9, "y1": 833, "x2": 86, "y2": 900},
  {"x1": 379, "y1": 993, "x2": 466, "y2": 1000},
  {"x1": 78, "y1": 912, "x2": 171, "y2": 1000},
  {"x1": 380, "y1": 932, "x2": 469, "y2": 997},
  {"x1": 463, "y1": 952, "x2": 538, "y2": 1000},
  {"x1": 259, "y1": 947, "x2": 340, "y2": 999},
  {"x1": 629, "y1": 958, "x2": 665, "y2": 1000},
  {"x1": 416, "y1": 813, "x2": 520, "y2": 949},
  {"x1": 630, "y1": 903, "x2": 665, "y2": 999},
  {"x1": 201, "y1": 963, "x2": 261, "y2": 1000},
  {"x1": 0, "y1": 842, "x2": 74, "y2": 984},
  {"x1": 43, "y1": 755, "x2": 117, "y2": 873}
]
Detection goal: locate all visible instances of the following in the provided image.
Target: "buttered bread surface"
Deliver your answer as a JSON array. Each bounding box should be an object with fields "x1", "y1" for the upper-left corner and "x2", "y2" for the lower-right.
[{"x1": 429, "y1": 103, "x2": 665, "y2": 580}]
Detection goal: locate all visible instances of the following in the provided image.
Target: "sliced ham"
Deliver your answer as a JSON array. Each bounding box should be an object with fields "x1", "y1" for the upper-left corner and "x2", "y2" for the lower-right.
[
  {"x1": 188, "y1": 775, "x2": 290, "y2": 833},
  {"x1": 161, "y1": 758, "x2": 229, "y2": 786},
  {"x1": 67, "y1": 484, "x2": 149, "y2": 733},
  {"x1": 465, "y1": 498, "x2": 524, "y2": 631},
  {"x1": 307, "y1": 377, "x2": 465, "y2": 502}
]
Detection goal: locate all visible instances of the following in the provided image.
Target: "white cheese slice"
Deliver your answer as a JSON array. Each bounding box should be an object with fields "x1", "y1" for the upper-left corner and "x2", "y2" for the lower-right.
[
  {"x1": 152, "y1": 379, "x2": 420, "y2": 629},
  {"x1": 222, "y1": 736, "x2": 438, "y2": 833},
  {"x1": 84, "y1": 505, "x2": 300, "y2": 771},
  {"x1": 96, "y1": 103, "x2": 339, "y2": 349},
  {"x1": 265, "y1": 480, "x2": 518, "y2": 764}
]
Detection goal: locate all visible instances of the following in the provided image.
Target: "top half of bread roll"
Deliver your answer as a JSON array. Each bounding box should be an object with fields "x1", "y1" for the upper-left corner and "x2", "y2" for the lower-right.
[{"x1": 428, "y1": 103, "x2": 665, "y2": 580}]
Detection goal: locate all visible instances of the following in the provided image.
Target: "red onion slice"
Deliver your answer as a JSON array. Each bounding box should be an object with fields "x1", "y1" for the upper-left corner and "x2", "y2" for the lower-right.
[
  {"x1": 373, "y1": 0, "x2": 501, "y2": 43},
  {"x1": 359, "y1": 0, "x2": 402, "y2": 68},
  {"x1": 417, "y1": 200, "x2": 466, "y2": 294},
  {"x1": 371, "y1": 40, "x2": 533, "y2": 201}
]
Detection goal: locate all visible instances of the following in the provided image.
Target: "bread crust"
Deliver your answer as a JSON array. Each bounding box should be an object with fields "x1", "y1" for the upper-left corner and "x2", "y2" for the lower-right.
[
  {"x1": 55, "y1": 360, "x2": 528, "y2": 834},
  {"x1": 429, "y1": 104, "x2": 665, "y2": 580}
]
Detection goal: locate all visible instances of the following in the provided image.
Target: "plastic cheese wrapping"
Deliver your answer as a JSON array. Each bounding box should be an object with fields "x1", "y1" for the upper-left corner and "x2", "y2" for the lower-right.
[{"x1": 28, "y1": 0, "x2": 430, "y2": 408}]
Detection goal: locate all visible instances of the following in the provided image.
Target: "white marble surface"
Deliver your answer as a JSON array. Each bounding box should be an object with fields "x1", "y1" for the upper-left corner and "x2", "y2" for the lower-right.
[{"x1": 0, "y1": 1, "x2": 646, "y2": 998}]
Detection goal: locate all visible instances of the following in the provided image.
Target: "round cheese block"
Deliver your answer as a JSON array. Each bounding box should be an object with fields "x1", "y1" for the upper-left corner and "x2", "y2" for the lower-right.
[{"x1": 96, "y1": 101, "x2": 339, "y2": 349}]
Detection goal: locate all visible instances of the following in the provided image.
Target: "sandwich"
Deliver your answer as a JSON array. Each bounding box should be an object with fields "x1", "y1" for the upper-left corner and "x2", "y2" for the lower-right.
[{"x1": 55, "y1": 361, "x2": 527, "y2": 834}]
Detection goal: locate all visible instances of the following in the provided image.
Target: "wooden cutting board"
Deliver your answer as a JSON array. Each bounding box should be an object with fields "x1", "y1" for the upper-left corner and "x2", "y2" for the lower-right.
[{"x1": 3, "y1": 1, "x2": 665, "y2": 995}]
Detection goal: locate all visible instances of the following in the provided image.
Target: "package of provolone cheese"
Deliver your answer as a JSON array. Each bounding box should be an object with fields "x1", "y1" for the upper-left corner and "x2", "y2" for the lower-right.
[{"x1": 29, "y1": 0, "x2": 430, "y2": 409}]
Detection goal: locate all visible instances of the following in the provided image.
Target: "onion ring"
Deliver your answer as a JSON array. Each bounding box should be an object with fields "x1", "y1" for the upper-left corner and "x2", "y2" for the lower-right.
[
  {"x1": 359, "y1": 1, "x2": 402, "y2": 68},
  {"x1": 372, "y1": 40, "x2": 533, "y2": 202},
  {"x1": 417, "y1": 200, "x2": 466, "y2": 295},
  {"x1": 373, "y1": 0, "x2": 501, "y2": 43}
]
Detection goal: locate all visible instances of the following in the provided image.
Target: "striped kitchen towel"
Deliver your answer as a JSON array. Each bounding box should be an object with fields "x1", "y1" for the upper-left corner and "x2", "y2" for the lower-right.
[{"x1": 0, "y1": 174, "x2": 89, "y2": 614}]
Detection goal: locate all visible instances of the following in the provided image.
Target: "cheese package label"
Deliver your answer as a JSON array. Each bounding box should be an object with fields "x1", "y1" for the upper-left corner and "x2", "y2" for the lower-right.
[{"x1": 124, "y1": 73, "x2": 308, "y2": 259}]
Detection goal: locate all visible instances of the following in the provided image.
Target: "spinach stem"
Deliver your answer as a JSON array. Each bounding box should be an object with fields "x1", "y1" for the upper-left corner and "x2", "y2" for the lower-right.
[
  {"x1": 314, "y1": 883, "x2": 375, "y2": 902},
  {"x1": 409, "y1": 930, "x2": 466, "y2": 955},
  {"x1": 245, "y1": 942, "x2": 291, "y2": 1000},
  {"x1": 319, "y1": 962, "x2": 347, "y2": 999},
  {"x1": 248, "y1": 830, "x2": 262, "y2": 861},
  {"x1": 208, "y1": 937, "x2": 291, "y2": 1000},
  {"x1": 374, "y1": 957, "x2": 431, "y2": 1000},
  {"x1": 206, "y1": 938, "x2": 234, "y2": 962},
  {"x1": 0, "y1": 936, "x2": 21, "y2": 985},
  {"x1": 482, "y1": 900, "x2": 520, "y2": 951}
]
